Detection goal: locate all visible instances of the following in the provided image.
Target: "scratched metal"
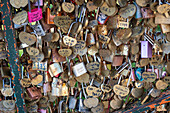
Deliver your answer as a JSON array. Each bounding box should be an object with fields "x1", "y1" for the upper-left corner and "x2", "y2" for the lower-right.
[{"x1": 0, "y1": 0, "x2": 25, "y2": 113}]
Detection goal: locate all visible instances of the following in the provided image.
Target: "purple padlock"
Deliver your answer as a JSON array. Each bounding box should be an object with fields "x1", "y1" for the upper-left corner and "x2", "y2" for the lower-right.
[
  {"x1": 141, "y1": 41, "x2": 152, "y2": 58},
  {"x1": 33, "y1": 0, "x2": 43, "y2": 6}
]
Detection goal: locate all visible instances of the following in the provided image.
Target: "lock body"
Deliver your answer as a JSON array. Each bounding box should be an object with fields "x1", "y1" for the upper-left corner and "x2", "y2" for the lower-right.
[
  {"x1": 28, "y1": 8, "x2": 43, "y2": 23},
  {"x1": 72, "y1": 62, "x2": 87, "y2": 77},
  {"x1": 49, "y1": 63, "x2": 63, "y2": 77},
  {"x1": 141, "y1": 41, "x2": 152, "y2": 58},
  {"x1": 69, "y1": 96, "x2": 77, "y2": 109},
  {"x1": 26, "y1": 86, "x2": 42, "y2": 100},
  {"x1": 112, "y1": 55, "x2": 124, "y2": 66}
]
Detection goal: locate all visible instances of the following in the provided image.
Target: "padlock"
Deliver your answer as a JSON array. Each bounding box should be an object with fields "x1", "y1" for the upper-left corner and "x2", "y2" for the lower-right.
[
  {"x1": 20, "y1": 66, "x2": 31, "y2": 88},
  {"x1": 49, "y1": 63, "x2": 63, "y2": 77},
  {"x1": 141, "y1": 41, "x2": 152, "y2": 58},
  {"x1": 69, "y1": 88, "x2": 78, "y2": 109},
  {"x1": 58, "y1": 99, "x2": 68, "y2": 113},
  {"x1": 77, "y1": 90, "x2": 90, "y2": 112},
  {"x1": 112, "y1": 55, "x2": 124, "y2": 66},
  {"x1": 30, "y1": 21, "x2": 46, "y2": 36},
  {"x1": 28, "y1": 0, "x2": 42, "y2": 23},
  {"x1": 26, "y1": 86, "x2": 42, "y2": 100},
  {"x1": 72, "y1": 55, "x2": 87, "y2": 77},
  {"x1": 1, "y1": 78, "x2": 14, "y2": 97},
  {"x1": 0, "y1": 60, "x2": 11, "y2": 78},
  {"x1": 51, "y1": 78, "x2": 68, "y2": 96}
]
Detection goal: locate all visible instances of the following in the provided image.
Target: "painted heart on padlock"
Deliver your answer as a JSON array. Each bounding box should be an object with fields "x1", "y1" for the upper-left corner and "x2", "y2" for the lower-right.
[
  {"x1": 119, "y1": 4, "x2": 136, "y2": 18},
  {"x1": 113, "y1": 84, "x2": 129, "y2": 97},
  {"x1": 20, "y1": 78, "x2": 32, "y2": 88},
  {"x1": 27, "y1": 104, "x2": 38, "y2": 112},
  {"x1": 19, "y1": 32, "x2": 36, "y2": 46},
  {"x1": 31, "y1": 74, "x2": 43, "y2": 85},
  {"x1": 62, "y1": 2, "x2": 75, "y2": 13},
  {"x1": 12, "y1": 10, "x2": 27, "y2": 25},
  {"x1": 73, "y1": 47, "x2": 87, "y2": 56},
  {"x1": 10, "y1": 0, "x2": 28, "y2": 8},
  {"x1": 91, "y1": 102, "x2": 104, "y2": 113},
  {"x1": 26, "y1": 47, "x2": 39, "y2": 56},
  {"x1": 87, "y1": 1, "x2": 97, "y2": 12},
  {"x1": 131, "y1": 88, "x2": 143, "y2": 98},
  {"x1": 84, "y1": 97, "x2": 99, "y2": 108},
  {"x1": 30, "y1": 52, "x2": 44, "y2": 62},
  {"x1": 39, "y1": 96, "x2": 48, "y2": 105},
  {"x1": 101, "y1": 84, "x2": 112, "y2": 93},
  {"x1": 73, "y1": 40, "x2": 86, "y2": 50},
  {"x1": 63, "y1": 36, "x2": 77, "y2": 47},
  {"x1": 86, "y1": 86, "x2": 102, "y2": 97},
  {"x1": 156, "y1": 80, "x2": 168, "y2": 90},
  {"x1": 142, "y1": 72, "x2": 157, "y2": 82},
  {"x1": 3, "y1": 100, "x2": 15, "y2": 109},
  {"x1": 110, "y1": 95, "x2": 123, "y2": 109},
  {"x1": 86, "y1": 62, "x2": 100, "y2": 74},
  {"x1": 75, "y1": 73, "x2": 89, "y2": 83},
  {"x1": 54, "y1": 16, "x2": 73, "y2": 27},
  {"x1": 99, "y1": 35, "x2": 110, "y2": 44},
  {"x1": 58, "y1": 49, "x2": 72, "y2": 57},
  {"x1": 1, "y1": 88, "x2": 14, "y2": 97},
  {"x1": 100, "y1": 2, "x2": 117, "y2": 16}
]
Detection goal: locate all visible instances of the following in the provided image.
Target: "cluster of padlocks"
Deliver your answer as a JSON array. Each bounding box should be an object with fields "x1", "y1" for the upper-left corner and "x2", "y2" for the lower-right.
[{"x1": 0, "y1": 0, "x2": 170, "y2": 112}]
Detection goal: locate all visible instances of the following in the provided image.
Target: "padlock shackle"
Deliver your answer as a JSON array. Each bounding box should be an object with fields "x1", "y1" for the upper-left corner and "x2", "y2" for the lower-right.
[
  {"x1": 67, "y1": 22, "x2": 76, "y2": 36},
  {"x1": 81, "y1": 83, "x2": 87, "y2": 99},
  {"x1": 28, "y1": 0, "x2": 40, "y2": 12}
]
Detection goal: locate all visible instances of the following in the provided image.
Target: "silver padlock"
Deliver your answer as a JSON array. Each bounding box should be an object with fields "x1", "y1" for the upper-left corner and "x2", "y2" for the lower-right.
[
  {"x1": 72, "y1": 55, "x2": 87, "y2": 77},
  {"x1": 69, "y1": 88, "x2": 78, "y2": 109}
]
